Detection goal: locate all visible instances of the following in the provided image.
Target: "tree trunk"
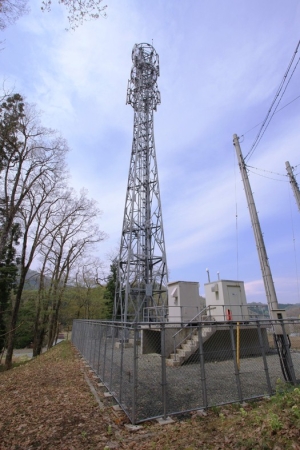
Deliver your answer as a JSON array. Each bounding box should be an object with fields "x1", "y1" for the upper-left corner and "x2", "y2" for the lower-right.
[
  {"x1": 5, "y1": 270, "x2": 27, "y2": 369},
  {"x1": 36, "y1": 327, "x2": 46, "y2": 356},
  {"x1": 47, "y1": 298, "x2": 62, "y2": 349}
]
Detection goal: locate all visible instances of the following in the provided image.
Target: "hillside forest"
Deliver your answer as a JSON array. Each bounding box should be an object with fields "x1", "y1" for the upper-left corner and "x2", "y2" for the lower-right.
[{"x1": 0, "y1": 91, "x2": 113, "y2": 369}]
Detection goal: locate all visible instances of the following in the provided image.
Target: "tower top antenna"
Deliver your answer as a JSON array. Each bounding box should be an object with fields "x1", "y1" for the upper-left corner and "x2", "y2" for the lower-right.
[{"x1": 126, "y1": 43, "x2": 161, "y2": 111}]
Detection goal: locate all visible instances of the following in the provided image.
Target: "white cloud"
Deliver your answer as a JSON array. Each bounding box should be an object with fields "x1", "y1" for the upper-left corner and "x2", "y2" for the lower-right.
[{"x1": 1, "y1": 0, "x2": 300, "y2": 303}]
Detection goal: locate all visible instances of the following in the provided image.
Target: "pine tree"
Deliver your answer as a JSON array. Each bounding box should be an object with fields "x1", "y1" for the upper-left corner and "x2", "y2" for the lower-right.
[{"x1": 103, "y1": 263, "x2": 117, "y2": 320}]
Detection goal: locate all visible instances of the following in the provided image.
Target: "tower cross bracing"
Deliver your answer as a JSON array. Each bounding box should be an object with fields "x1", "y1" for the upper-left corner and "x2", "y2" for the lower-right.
[{"x1": 114, "y1": 43, "x2": 168, "y2": 323}]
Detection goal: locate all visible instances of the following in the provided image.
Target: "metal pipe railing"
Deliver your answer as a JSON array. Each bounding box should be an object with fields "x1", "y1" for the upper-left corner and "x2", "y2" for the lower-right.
[{"x1": 172, "y1": 306, "x2": 216, "y2": 361}]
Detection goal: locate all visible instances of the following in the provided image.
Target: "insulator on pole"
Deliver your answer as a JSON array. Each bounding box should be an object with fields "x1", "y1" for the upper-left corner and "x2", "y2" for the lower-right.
[{"x1": 286, "y1": 161, "x2": 300, "y2": 212}]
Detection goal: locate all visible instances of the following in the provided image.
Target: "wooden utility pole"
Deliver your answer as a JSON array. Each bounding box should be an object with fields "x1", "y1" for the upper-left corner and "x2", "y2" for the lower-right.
[
  {"x1": 286, "y1": 161, "x2": 300, "y2": 212},
  {"x1": 233, "y1": 134, "x2": 279, "y2": 315}
]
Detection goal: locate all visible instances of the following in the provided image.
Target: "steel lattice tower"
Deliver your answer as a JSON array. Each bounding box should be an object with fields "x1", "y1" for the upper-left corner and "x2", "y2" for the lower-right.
[{"x1": 114, "y1": 43, "x2": 168, "y2": 323}]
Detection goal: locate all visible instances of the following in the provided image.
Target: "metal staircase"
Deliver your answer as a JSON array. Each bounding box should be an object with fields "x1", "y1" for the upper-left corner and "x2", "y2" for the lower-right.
[
  {"x1": 166, "y1": 325, "x2": 216, "y2": 366},
  {"x1": 166, "y1": 306, "x2": 217, "y2": 367}
]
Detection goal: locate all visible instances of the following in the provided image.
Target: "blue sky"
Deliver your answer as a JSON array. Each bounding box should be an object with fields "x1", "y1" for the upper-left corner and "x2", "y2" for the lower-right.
[{"x1": 1, "y1": 0, "x2": 300, "y2": 303}]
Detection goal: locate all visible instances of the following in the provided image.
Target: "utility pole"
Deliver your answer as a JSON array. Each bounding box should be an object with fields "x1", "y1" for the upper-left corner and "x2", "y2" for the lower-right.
[
  {"x1": 233, "y1": 134, "x2": 295, "y2": 383},
  {"x1": 114, "y1": 43, "x2": 168, "y2": 323},
  {"x1": 233, "y1": 134, "x2": 279, "y2": 314},
  {"x1": 286, "y1": 161, "x2": 300, "y2": 211}
]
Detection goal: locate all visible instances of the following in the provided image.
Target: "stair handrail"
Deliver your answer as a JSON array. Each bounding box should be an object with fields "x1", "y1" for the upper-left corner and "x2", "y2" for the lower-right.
[
  {"x1": 172, "y1": 305, "x2": 216, "y2": 362},
  {"x1": 172, "y1": 305, "x2": 216, "y2": 340}
]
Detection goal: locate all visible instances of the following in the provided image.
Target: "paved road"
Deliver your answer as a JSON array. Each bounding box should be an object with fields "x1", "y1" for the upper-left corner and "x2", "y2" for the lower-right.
[{"x1": 4, "y1": 339, "x2": 65, "y2": 361}]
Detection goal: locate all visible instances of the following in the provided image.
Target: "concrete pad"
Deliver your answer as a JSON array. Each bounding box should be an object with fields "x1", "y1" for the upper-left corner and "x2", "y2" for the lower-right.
[
  {"x1": 104, "y1": 392, "x2": 113, "y2": 397},
  {"x1": 156, "y1": 417, "x2": 175, "y2": 425},
  {"x1": 124, "y1": 424, "x2": 143, "y2": 432},
  {"x1": 98, "y1": 382, "x2": 105, "y2": 387},
  {"x1": 196, "y1": 409, "x2": 207, "y2": 417},
  {"x1": 129, "y1": 338, "x2": 141, "y2": 345},
  {"x1": 83, "y1": 373, "x2": 104, "y2": 409},
  {"x1": 114, "y1": 342, "x2": 133, "y2": 349},
  {"x1": 112, "y1": 405, "x2": 123, "y2": 411}
]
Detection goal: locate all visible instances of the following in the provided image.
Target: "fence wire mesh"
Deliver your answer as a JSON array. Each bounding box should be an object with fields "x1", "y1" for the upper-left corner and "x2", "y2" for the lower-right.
[{"x1": 72, "y1": 319, "x2": 300, "y2": 424}]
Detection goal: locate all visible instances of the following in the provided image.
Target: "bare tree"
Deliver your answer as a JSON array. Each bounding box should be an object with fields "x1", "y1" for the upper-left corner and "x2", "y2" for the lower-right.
[
  {"x1": 42, "y1": 0, "x2": 107, "y2": 30},
  {"x1": 31, "y1": 189, "x2": 106, "y2": 351},
  {"x1": 0, "y1": 0, "x2": 29, "y2": 31},
  {"x1": 70, "y1": 257, "x2": 104, "y2": 319},
  {"x1": 0, "y1": 0, "x2": 107, "y2": 31},
  {"x1": 1, "y1": 98, "x2": 68, "y2": 368},
  {"x1": 0, "y1": 95, "x2": 68, "y2": 257}
]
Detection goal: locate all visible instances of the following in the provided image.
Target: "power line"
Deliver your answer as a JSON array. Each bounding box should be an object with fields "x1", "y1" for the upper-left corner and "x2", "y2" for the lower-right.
[
  {"x1": 248, "y1": 57, "x2": 300, "y2": 157},
  {"x1": 275, "y1": 94, "x2": 300, "y2": 114},
  {"x1": 246, "y1": 164, "x2": 287, "y2": 177},
  {"x1": 244, "y1": 40, "x2": 300, "y2": 161},
  {"x1": 241, "y1": 94, "x2": 300, "y2": 138},
  {"x1": 246, "y1": 168, "x2": 289, "y2": 182}
]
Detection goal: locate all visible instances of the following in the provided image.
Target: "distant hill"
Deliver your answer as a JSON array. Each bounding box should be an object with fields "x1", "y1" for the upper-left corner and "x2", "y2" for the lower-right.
[
  {"x1": 23, "y1": 269, "x2": 52, "y2": 290},
  {"x1": 247, "y1": 302, "x2": 300, "y2": 318},
  {"x1": 284, "y1": 305, "x2": 300, "y2": 318}
]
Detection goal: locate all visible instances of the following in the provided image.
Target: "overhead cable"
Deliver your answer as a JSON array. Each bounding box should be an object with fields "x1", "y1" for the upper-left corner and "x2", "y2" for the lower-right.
[
  {"x1": 246, "y1": 168, "x2": 289, "y2": 182},
  {"x1": 245, "y1": 40, "x2": 300, "y2": 161},
  {"x1": 240, "y1": 94, "x2": 300, "y2": 138},
  {"x1": 246, "y1": 164, "x2": 287, "y2": 177}
]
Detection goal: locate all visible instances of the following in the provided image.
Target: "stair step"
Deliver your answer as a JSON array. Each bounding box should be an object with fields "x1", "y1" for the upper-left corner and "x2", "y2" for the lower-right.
[
  {"x1": 177, "y1": 349, "x2": 192, "y2": 357},
  {"x1": 166, "y1": 358, "x2": 181, "y2": 367},
  {"x1": 170, "y1": 353, "x2": 185, "y2": 362},
  {"x1": 167, "y1": 326, "x2": 216, "y2": 367},
  {"x1": 181, "y1": 343, "x2": 195, "y2": 351}
]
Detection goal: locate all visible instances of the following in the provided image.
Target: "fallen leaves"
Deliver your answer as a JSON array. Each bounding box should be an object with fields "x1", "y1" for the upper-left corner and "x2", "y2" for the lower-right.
[{"x1": 1, "y1": 342, "x2": 300, "y2": 449}]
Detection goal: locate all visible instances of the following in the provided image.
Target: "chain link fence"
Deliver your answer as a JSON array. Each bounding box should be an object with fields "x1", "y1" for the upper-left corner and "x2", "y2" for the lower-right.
[{"x1": 72, "y1": 318, "x2": 300, "y2": 424}]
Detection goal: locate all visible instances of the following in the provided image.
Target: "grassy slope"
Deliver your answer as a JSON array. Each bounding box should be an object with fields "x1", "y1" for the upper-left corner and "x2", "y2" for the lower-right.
[{"x1": 1, "y1": 341, "x2": 300, "y2": 449}]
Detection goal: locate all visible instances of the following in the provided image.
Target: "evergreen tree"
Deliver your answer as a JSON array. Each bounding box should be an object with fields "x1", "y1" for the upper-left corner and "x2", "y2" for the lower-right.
[
  {"x1": 103, "y1": 263, "x2": 117, "y2": 320},
  {"x1": 0, "y1": 223, "x2": 21, "y2": 352},
  {"x1": 0, "y1": 94, "x2": 24, "y2": 352}
]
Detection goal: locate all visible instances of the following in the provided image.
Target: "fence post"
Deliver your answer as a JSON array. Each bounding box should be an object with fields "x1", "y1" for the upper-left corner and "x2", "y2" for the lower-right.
[
  {"x1": 256, "y1": 321, "x2": 272, "y2": 395},
  {"x1": 96, "y1": 322, "x2": 103, "y2": 377},
  {"x1": 280, "y1": 320, "x2": 297, "y2": 385},
  {"x1": 78, "y1": 320, "x2": 84, "y2": 353},
  {"x1": 198, "y1": 322, "x2": 208, "y2": 408},
  {"x1": 102, "y1": 323, "x2": 108, "y2": 382},
  {"x1": 89, "y1": 322, "x2": 94, "y2": 367},
  {"x1": 119, "y1": 324, "x2": 125, "y2": 404},
  {"x1": 161, "y1": 322, "x2": 167, "y2": 420},
  {"x1": 109, "y1": 324, "x2": 116, "y2": 391},
  {"x1": 230, "y1": 324, "x2": 243, "y2": 402},
  {"x1": 92, "y1": 322, "x2": 98, "y2": 370},
  {"x1": 83, "y1": 321, "x2": 89, "y2": 359},
  {"x1": 132, "y1": 323, "x2": 138, "y2": 425},
  {"x1": 71, "y1": 320, "x2": 76, "y2": 346},
  {"x1": 87, "y1": 321, "x2": 93, "y2": 365}
]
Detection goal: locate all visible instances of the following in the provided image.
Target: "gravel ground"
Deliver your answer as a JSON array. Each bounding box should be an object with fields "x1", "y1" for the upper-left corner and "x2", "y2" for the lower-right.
[{"x1": 81, "y1": 336, "x2": 300, "y2": 423}]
